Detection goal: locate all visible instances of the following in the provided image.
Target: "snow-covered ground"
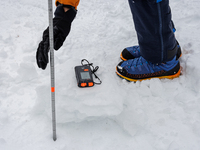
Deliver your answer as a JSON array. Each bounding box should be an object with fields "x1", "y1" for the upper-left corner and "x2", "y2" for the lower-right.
[{"x1": 0, "y1": 0, "x2": 200, "y2": 149}]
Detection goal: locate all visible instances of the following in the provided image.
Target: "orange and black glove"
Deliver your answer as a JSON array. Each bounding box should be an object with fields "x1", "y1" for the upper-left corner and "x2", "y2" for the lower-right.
[{"x1": 36, "y1": 5, "x2": 77, "y2": 70}]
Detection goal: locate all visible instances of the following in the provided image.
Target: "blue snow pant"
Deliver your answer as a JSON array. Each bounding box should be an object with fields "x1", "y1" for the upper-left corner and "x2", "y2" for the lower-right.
[{"x1": 128, "y1": 0, "x2": 177, "y2": 63}]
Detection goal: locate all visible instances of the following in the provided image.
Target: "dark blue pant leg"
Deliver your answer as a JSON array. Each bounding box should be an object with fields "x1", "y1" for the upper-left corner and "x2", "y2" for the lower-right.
[{"x1": 128, "y1": 0, "x2": 177, "y2": 63}]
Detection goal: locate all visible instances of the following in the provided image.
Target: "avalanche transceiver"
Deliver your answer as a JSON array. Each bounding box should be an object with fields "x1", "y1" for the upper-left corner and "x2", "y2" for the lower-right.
[{"x1": 75, "y1": 65, "x2": 94, "y2": 87}]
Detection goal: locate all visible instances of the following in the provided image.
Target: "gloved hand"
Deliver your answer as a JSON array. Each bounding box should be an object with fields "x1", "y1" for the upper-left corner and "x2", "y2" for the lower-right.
[{"x1": 36, "y1": 5, "x2": 77, "y2": 70}]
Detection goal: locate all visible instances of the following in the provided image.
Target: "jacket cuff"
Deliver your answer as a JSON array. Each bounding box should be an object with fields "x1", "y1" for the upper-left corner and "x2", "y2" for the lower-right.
[{"x1": 55, "y1": 0, "x2": 80, "y2": 10}]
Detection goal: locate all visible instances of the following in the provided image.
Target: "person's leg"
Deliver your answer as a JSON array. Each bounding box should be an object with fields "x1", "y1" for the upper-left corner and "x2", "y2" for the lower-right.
[
  {"x1": 116, "y1": 0, "x2": 181, "y2": 81},
  {"x1": 128, "y1": 0, "x2": 177, "y2": 63},
  {"x1": 120, "y1": 19, "x2": 182, "y2": 61}
]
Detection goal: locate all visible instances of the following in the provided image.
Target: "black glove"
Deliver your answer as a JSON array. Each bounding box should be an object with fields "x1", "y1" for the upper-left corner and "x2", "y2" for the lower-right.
[{"x1": 36, "y1": 5, "x2": 77, "y2": 70}]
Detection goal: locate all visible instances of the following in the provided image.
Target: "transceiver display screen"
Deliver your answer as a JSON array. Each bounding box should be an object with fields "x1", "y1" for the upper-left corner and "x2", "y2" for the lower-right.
[{"x1": 80, "y1": 72, "x2": 91, "y2": 79}]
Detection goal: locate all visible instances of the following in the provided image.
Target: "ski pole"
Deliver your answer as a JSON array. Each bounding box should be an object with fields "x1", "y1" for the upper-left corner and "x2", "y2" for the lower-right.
[{"x1": 48, "y1": 0, "x2": 57, "y2": 141}]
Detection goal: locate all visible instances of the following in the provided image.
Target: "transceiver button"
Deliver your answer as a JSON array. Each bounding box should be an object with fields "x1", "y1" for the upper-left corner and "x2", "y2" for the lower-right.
[
  {"x1": 81, "y1": 83, "x2": 87, "y2": 87},
  {"x1": 88, "y1": 82, "x2": 94, "y2": 87}
]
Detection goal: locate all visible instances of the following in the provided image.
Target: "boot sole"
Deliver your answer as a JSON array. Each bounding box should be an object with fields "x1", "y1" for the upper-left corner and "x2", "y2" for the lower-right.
[
  {"x1": 116, "y1": 67, "x2": 181, "y2": 82},
  {"x1": 120, "y1": 53, "x2": 128, "y2": 61}
]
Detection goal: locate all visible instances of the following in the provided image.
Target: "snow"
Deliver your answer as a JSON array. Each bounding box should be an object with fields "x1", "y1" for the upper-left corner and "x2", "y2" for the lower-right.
[{"x1": 0, "y1": 0, "x2": 200, "y2": 149}]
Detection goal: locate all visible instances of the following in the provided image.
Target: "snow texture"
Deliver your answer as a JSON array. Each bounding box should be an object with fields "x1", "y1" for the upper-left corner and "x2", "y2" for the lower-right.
[{"x1": 0, "y1": 0, "x2": 200, "y2": 149}]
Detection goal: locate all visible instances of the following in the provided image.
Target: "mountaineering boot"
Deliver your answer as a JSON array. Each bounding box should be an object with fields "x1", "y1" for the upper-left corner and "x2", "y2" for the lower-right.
[
  {"x1": 116, "y1": 56, "x2": 180, "y2": 82},
  {"x1": 120, "y1": 46, "x2": 141, "y2": 61},
  {"x1": 120, "y1": 41, "x2": 182, "y2": 61}
]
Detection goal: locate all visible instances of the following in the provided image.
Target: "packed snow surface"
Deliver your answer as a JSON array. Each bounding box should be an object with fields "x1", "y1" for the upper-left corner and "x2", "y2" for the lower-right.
[{"x1": 0, "y1": 0, "x2": 200, "y2": 149}]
